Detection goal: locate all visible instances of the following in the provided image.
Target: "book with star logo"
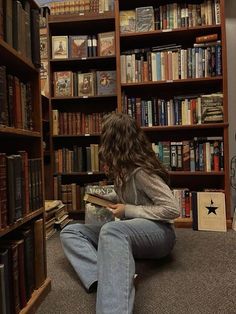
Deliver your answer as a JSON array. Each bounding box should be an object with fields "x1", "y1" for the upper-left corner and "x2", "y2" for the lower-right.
[{"x1": 196, "y1": 192, "x2": 226, "y2": 232}]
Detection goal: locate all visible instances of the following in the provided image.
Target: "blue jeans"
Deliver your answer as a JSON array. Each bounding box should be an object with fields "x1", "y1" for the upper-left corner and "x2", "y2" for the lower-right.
[{"x1": 60, "y1": 218, "x2": 176, "y2": 314}]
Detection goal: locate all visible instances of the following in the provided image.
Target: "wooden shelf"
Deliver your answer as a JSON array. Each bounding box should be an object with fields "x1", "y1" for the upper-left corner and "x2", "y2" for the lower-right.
[
  {"x1": 170, "y1": 171, "x2": 225, "y2": 176},
  {"x1": 20, "y1": 278, "x2": 52, "y2": 314},
  {"x1": 54, "y1": 171, "x2": 105, "y2": 176},
  {"x1": 50, "y1": 55, "x2": 116, "y2": 63},
  {"x1": 0, "y1": 208, "x2": 44, "y2": 237},
  {"x1": 0, "y1": 126, "x2": 41, "y2": 137},
  {"x1": 121, "y1": 76, "x2": 223, "y2": 87},
  {"x1": 142, "y1": 123, "x2": 228, "y2": 132},
  {"x1": 0, "y1": 39, "x2": 39, "y2": 75},
  {"x1": 51, "y1": 94, "x2": 117, "y2": 101},
  {"x1": 53, "y1": 133, "x2": 100, "y2": 138},
  {"x1": 48, "y1": 11, "x2": 115, "y2": 24}
]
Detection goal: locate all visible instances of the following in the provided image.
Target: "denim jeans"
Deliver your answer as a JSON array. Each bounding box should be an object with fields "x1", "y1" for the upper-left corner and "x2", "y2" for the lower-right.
[{"x1": 60, "y1": 218, "x2": 176, "y2": 314}]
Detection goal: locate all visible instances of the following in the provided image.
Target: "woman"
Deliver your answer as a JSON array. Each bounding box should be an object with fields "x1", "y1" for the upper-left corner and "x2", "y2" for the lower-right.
[{"x1": 60, "y1": 113, "x2": 180, "y2": 314}]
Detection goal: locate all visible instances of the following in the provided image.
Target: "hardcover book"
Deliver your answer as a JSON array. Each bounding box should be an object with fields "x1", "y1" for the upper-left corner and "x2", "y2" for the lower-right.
[
  {"x1": 78, "y1": 72, "x2": 95, "y2": 97},
  {"x1": 135, "y1": 6, "x2": 154, "y2": 32},
  {"x1": 120, "y1": 10, "x2": 136, "y2": 33},
  {"x1": 196, "y1": 192, "x2": 226, "y2": 232},
  {"x1": 96, "y1": 70, "x2": 116, "y2": 95},
  {"x1": 54, "y1": 71, "x2": 73, "y2": 97},
  {"x1": 83, "y1": 193, "x2": 114, "y2": 207},
  {"x1": 69, "y1": 35, "x2": 88, "y2": 58},
  {"x1": 98, "y1": 31, "x2": 115, "y2": 56},
  {"x1": 52, "y1": 35, "x2": 68, "y2": 59},
  {"x1": 40, "y1": 34, "x2": 48, "y2": 59}
]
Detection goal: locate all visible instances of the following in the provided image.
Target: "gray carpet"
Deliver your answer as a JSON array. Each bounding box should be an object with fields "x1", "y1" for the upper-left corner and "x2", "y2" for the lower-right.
[{"x1": 36, "y1": 228, "x2": 236, "y2": 314}]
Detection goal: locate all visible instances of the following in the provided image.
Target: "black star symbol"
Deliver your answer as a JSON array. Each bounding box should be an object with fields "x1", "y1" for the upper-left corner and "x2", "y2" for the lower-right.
[{"x1": 206, "y1": 199, "x2": 218, "y2": 215}]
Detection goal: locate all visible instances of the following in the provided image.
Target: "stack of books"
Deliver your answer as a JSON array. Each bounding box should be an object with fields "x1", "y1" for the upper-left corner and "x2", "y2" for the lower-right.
[{"x1": 45, "y1": 200, "x2": 71, "y2": 239}]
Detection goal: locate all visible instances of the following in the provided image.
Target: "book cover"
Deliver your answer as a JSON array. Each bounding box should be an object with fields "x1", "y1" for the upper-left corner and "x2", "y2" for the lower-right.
[
  {"x1": 201, "y1": 93, "x2": 223, "y2": 123},
  {"x1": 69, "y1": 35, "x2": 88, "y2": 58},
  {"x1": 98, "y1": 31, "x2": 115, "y2": 56},
  {"x1": 40, "y1": 34, "x2": 48, "y2": 59},
  {"x1": 0, "y1": 264, "x2": 6, "y2": 314},
  {"x1": 119, "y1": 10, "x2": 136, "y2": 33},
  {"x1": 34, "y1": 218, "x2": 46, "y2": 289},
  {"x1": 83, "y1": 193, "x2": 115, "y2": 208},
  {"x1": 51, "y1": 35, "x2": 68, "y2": 59},
  {"x1": 0, "y1": 248, "x2": 10, "y2": 314},
  {"x1": 96, "y1": 70, "x2": 116, "y2": 95},
  {"x1": 54, "y1": 71, "x2": 73, "y2": 97},
  {"x1": 78, "y1": 72, "x2": 95, "y2": 97},
  {"x1": 197, "y1": 192, "x2": 226, "y2": 232},
  {"x1": 135, "y1": 6, "x2": 154, "y2": 32}
]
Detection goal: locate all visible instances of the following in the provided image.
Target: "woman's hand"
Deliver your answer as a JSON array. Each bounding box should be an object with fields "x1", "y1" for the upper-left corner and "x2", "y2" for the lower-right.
[{"x1": 107, "y1": 203, "x2": 125, "y2": 219}]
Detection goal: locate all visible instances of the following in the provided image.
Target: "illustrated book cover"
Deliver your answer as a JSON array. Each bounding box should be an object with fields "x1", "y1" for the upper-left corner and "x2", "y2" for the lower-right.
[
  {"x1": 96, "y1": 70, "x2": 116, "y2": 95},
  {"x1": 84, "y1": 184, "x2": 115, "y2": 225},
  {"x1": 52, "y1": 35, "x2": 68, "y2": 59},
  {"x1": 135, "y1": 6, "x2": 154, "y2": 32},
  {"x1": 98, "y1": 31, "x2": 115, "y2": 56},
  {"x1": 69, "y1": 35, "x2": 88, "y2": 58},
  {"x1": 78, "y1": 72, "x2": 95, "y2": 97},
  {"x1": 120, "y1": 10, "x2": 136, "y2": 33},
  {"x1": 196, "y1": 191, "x2": 226, "y2": 232},
  {"x1": 54, "y1": 71, "x2": 73, "y2": 97}
]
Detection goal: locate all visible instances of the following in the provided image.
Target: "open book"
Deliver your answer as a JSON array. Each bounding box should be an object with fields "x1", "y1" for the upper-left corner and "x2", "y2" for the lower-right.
[{"x1": 83, "y1": 193, "x2": 115, "y2": 208}]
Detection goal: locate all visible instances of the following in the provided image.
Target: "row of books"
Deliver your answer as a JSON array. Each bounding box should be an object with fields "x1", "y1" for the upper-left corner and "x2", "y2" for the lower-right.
[
  {"x1": 120, "y1": 42, "x2": 222, "y2": 83},
  {"x1": 53, "y1": 70, "x2": 116, "y2": 97},
  {"x1": 0, "y1": 0, "x2": 40, "y2": 67},
  {"x1": 45, "y1": 200, "x2": 71, "y2": 239},
  {"x1": 0, "y1": 66, "x2": 34, "y2": 130},
  {"x1": 0, "y1": 218, "x2": 46, "y2": 313},
  {"x1": 54, "y1": 144, "x2": 100, "y2": 174},
  {"x1": 49, "y1": 0, "x2": 114, "y2": 15},
  {"x1": 51, "y1": 32, "x2": 115, "y2": 59},
  {"x1": 52, "y1": 110, "x2": 110, "y2": 135},
  {"x1": 120, "y1": 1, "x2": 220, "y2": 33},
  {"x1": 152, "y1": 137, "x2": 223, "y2": 172},
  {"x1": 173, "y1": 189, "x2": 226, "y2": 232},
  {"x1": 53, "y1": 179, "x2": 114, "y2": 212},
  {"x1": 0, "y1": 152, "x2": 43, "y2": 229},
  {"x1": 122, "y1": 93, "x2": 223, "y2": 127}
]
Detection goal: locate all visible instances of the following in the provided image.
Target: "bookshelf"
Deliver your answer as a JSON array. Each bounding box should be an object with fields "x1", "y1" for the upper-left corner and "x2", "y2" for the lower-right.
[
  {"x1": 47, "y1": 2, "x2": 117, "y2": 216},
  {"x1": 0, "y1": 0, "x2": 51, "y2": 313},
  {"x1": 117, "y1": 0, "x2": 230, "y2": 228},
  {"x1": 45, "y1": 0, "x2": 231, "y2": 228}
]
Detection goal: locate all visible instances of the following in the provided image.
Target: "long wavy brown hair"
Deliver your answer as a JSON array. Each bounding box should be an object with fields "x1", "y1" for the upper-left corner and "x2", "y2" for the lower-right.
[{"x1": 99, "y1": 113, "x2": 169, "y2": 185}]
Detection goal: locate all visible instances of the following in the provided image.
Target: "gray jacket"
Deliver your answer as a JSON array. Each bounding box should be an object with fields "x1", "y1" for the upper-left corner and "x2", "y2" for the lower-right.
[{"x1": 106, "y1": 167, "x2": 180, "y2": 223}]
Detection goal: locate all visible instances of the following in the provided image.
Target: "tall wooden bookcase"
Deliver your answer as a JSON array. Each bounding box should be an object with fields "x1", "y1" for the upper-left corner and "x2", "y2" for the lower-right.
[
  {"x1": 0, "y1": 0, "x2": 51, "y2": 313},
  {"x1": 46, "y1": 0, "x2": 231, "y2": 227},
  {"x1": 47, "y1": 5, "x2": 117, "y2": 216}
]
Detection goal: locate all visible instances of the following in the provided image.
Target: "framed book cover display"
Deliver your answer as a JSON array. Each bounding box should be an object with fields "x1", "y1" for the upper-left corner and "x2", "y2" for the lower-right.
[{"x1": 197, "y1": 192, "x2": 227, "y2": 232}]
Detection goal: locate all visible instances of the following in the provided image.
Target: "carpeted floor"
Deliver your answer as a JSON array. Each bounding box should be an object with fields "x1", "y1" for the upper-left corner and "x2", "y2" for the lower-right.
[{"x1": 36, "y1": 228, "x2": 236, "y2": 314}]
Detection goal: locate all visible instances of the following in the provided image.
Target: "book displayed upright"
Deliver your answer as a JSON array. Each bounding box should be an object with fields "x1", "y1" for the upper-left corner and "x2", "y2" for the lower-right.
[
  {"x1": 96, "y1": 70, "x2": 116, "y2": 95},
  {"x1": 69, "y1": 35, "x2": 88, "y2": 58},
  {"x1": 54, "y1": 71, "x2": 73, "y2": 97},
  {"x1": 52, "y1": 35, "x2": 68, "y2": 59},
  {"x1": 98, "y1": 31, "x2": 115, "y2": 56}
]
